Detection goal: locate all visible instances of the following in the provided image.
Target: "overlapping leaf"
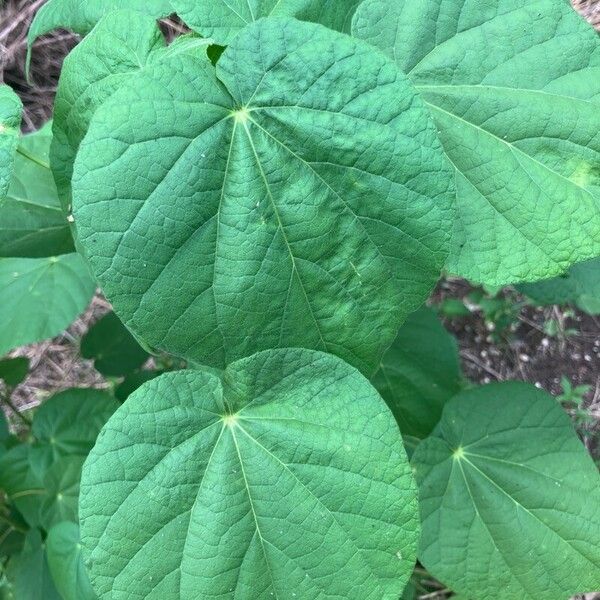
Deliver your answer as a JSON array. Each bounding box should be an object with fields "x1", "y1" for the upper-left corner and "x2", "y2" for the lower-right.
[
  {"x1": 46, "y1": 522, "x2": 97, "y2": 600},
  {"x1": 372, "y1": 307, "x2": 462, "y2": 447},
  {"x1": 27, "y1": 0, "x2": 173, "y2": 50},
  {"x1": 73, "y1": 17, "x2": 454, "y2": 374},
  {"x1": 353, "y1": 0, "x2": 600, "y2": 285},
  {"x1": 173, "y1": 0, "x2": 362, "y2": 45},
  {"x1": 0, "y1": 122, "x2": 73, "y2": 257},
  {"x1": 0, "y1": 85, "x2": 22, "y2": 199},
  {"x1": 519, "y1": 256, "x2": 600, "y2": 315},
  {"x1": 79, "y1": 349, "x2": 419, "y2": 599},
  {"x1": 0, "y1": 254, "x2": 96, "y2": 355},
  {"x1": 412, "y1": 383, "x2": 600, "y2": 599}
]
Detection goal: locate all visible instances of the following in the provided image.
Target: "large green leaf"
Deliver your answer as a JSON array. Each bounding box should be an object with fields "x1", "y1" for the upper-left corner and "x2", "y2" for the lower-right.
[
  {"x1": 0, "y1": 122, "x2": 73, "y2": 257},
  {"x1": 518, "y1": 256, "x2": 600, "y2": 315},
  {"x1": 0, "y1": 86, "x2": 22, "y2": 199},
  {"x1": 412, "y1": 382, "x2": 600, "y2": 599},
  {"x1": 27, "y1": 0, "x2": 173, "y2": 50},
  {"x1": 0, "y1": 253, "x2": 96, "y2": 356},
  {"x1": 51, "y1": 10, "x2": 168, "y2": 213},
  {"x1": 73, "y1": 17, "x2": 454, "y2": 374},
  {"x1": 79, "y1": 349, "x2": 419, "y2": 599},
  {"x1": 173, "y1": 0, "x2": 362, "y2": 45},
  {"x1": 371, "y1": 307, "x2": 462, "y2": 445},
  {"x1": 5, "y1": 530, "x2": 60, "y2": 600},
  {"x1": 81, "y1": 312, "x2": 149, "y2": 377},
  {"x1": 46, "y1": 522, "x2": 97, "y2": 600},
  {"x1": 30, "y1": 388, "x2": 119, "y2": 476},
  {"x1": 353, "y1": 0, "x2": 600, "y2": 285}
]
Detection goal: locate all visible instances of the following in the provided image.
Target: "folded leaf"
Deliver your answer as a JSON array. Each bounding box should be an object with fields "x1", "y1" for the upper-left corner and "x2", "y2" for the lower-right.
[
  {"x1": 518, "y1": 256, "x2": 600, "y2": 315},
  {"x1": 371, "y1": 307, "x2": 462, "y2": 445},
  {"x1": 353, "y1": 0, "x2": 600, "y2": 285},
  {"x1": 0, "y1": 86, "x2": 22, "y2": 199},
  {"x1": 27, "y1": 0, "x2": 173, "y2": 50},
  {"x1": 72, "y1": 17, "x2": 454, "y2": 374},
  {"x1": 412, "y1": 382, "x2": 600, "y2": 599},
  {"x1": 46, "y1": 522, "x2": 97, "y2": 600},
  {"x1": 0, "y1": 254, "x2": 96, "y2": 355},
  {"x1": 79, "y1": 349, "x2": 419, "y2": 599},
  {"x1": 0, "y1": 122, "x2": 73, "y2": 257},
  {"x1": 173, "y1": 0, "x2": 362, "y2": 44}
]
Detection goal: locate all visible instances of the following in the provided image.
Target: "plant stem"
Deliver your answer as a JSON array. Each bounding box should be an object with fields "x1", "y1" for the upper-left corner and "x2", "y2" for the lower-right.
[{"x1": 0, "y1": 389, "x2": 32, "y2": 427}]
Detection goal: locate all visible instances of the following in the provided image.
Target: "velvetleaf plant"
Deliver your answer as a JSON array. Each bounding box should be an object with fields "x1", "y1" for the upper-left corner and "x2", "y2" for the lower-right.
[{"x1": 0, "y1": 0, "x2": 598, "y2": 598}]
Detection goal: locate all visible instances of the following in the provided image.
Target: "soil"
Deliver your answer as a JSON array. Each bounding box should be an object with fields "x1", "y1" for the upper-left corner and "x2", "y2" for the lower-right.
[{"x1": 1, "y1": 1, "x2": 599, "y2": 599}]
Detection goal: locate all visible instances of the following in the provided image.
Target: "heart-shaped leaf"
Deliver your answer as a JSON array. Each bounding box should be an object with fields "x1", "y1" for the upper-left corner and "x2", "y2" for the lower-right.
[
  {"x1": 0, "y1": 254, "x2": 96, "y2": 355},
  {"x1": 0, "y1": 122, "x2": 73, "y2": 258},
  {"x1": 79, "y1": 349, "x2": 419, "y2": 599},
  {"x1": 518, "y1": 256, "x2": 600, "y2": 315},
  {"x1": 172, "y1": 0, "x2": 362, "y2": 45},
  {"x1": 46, "y1": 522, "x2": 97, "y2": 600},
  {"x1": 371, "y1": 307, "x2": 462, "y2": 446},
  {"x1": 353, "y1": 0, "x2": 600, "y2": 285},
  {"x1": 73, "y1": 17, "x2": 454, "y2": 374},
  {"x1": 0, "y1": 85, "x2": 22, "y2": 199},
  {"x1": 31, "y1": 388, "x2": 119, "y2": 476},
  {"x1": 412, "y1": 382, "x2": 600, "y2": 599}
]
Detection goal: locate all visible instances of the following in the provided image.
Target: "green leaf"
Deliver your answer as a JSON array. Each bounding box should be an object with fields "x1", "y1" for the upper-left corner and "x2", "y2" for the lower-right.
[
  {"x1": 173, "y1": 0, "x2": 362, "y2": 45},
  {"x1": 0, "y1": 444, "x2": 45, "y2": 528},
  {"x1": 27, "y1": 0, "x2": 173, "y2": 50},
  {"x1": 73, "y1": 17, "x2": 454, "y2": 375},
  {"x1": 518, "y1": 256, "x2": 600, "y2": 315},
  {"x1": 412, "y1": 382, "x2": 600, "y2": 599},
  {"x1": 0, "y1": 408, "x2": 8, "y2": 441},
  {"x1": 79, "y1": 349, "x2": 419, "y2": 599},
  {"x1": 114, "y1": 370, "x2": 163, "y2": 402},
  {"x1": 0, "y1": 357, "x2": 29, "y2": 387},
  {"x1": 5, "y1": 530, "x2": 60, "y2": 600},
  {"x1": 0, "y1": 86, "x2": 22, "y2": 200},
  {"x1": 46, "y1": 522, "x2": 97, "y2": 600},
  {"x1": 0, "y1": 254, "x2": 96, "y2": 356},
  {"x1": 353, "y1": 0, "x2": 600, "y2": 285},
  {"x1": 0, "y1": 509, "x2": 26, "y2": 559},
  {"x1": 372, "y1": 307, "x2": 462, "y2": 444},
  {"x1": 30, "y1": 388, "x2": 119, "y2": 476},
  {"x1": 0, "y1": 122, "x2": 73, "y2": 258},
  {"x1": 81, "y1": 313, "x2": 149, "y2": 377},
  {"x1": 51, "y1": 10, "x2": 170, "y2": 214}
]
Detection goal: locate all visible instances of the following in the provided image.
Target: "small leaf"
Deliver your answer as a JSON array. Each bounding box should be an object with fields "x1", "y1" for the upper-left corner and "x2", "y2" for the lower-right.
[
  {"x1": 46, "y1": 522, "x2": 97, "y2": 600},
  {"x1": 79, "y1": 349, "x2": 419, "y2": 599},
  {"x1": 114, "y1": 370, "x2": 163, "y2": 402},
  {"x1": 412, "y1": 382, "x2": 600, "y2": 599},
  {"x1": 518, "y1": 256, "x2": 600, "y2": 315},
  {"x1": 5, "y1": 530, "x2": 60, "y2": 600},
  {"x1": 172, "y1": 0, "x2": 362, "y2": 44},
  {"x1": 0, "y1": 358, "x2": 29, "y2": 387},
  {"x1": 81, "y1": 313, "x2": 149, "y2": 377},
  {"x1": 0, "y1": 509, "x2": 26, "y2": 559},
  {"x1": 0, "y1": 254, "x2": 96, "y2": 355},
  {"x1": 27, "y1": 0, "x2": 173, "y2": 49},
  {"x1": 73, "y1": 17, "x2": 454, "y2": 374},
  {"x1": 0, "y1": 85, "x2": 23, "y2": 199},
  {"x1": 30, "y1": 388, "x2": 119, "y2": 476},
  {"x1": 0, "y1": 122, "x2": 73, "y2": 258},
  {"x1": 372, "y1": 307, "x2": 462, "y2": 443},
  {"x1": 353, "y1": 0, "x2": 600, "y2": 285}
]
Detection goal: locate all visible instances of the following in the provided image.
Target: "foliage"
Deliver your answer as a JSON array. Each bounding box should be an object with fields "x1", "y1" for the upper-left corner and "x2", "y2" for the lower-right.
[{"x1": 0, "y1": 1, "x2": 599, "y2": 599}]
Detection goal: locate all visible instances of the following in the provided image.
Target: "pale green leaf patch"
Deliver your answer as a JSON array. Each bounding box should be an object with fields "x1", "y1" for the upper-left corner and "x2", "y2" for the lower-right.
[
  {"x1": 72, "y1": 17, "x2": 454, "y2": 374},
  {"x1": 0, "y1": 85, "x2": 23, "y2": 200},
  {"x1": 79, "y1": 349, "x2": 419, "y2": 599}
]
